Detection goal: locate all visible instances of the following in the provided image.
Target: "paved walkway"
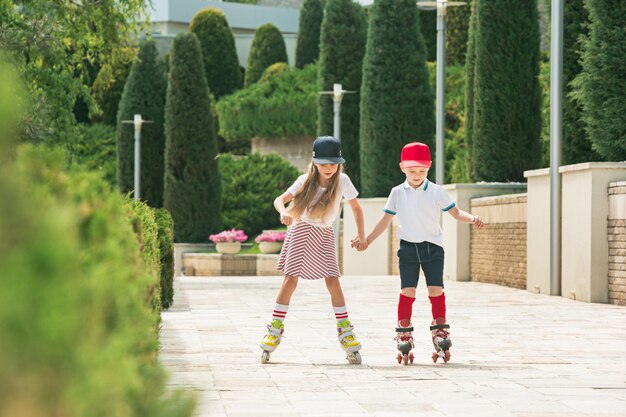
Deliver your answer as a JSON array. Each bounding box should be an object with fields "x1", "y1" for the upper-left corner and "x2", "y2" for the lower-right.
[{"x1": 160, "y1": 275, "x2": 626, "y2": 417}]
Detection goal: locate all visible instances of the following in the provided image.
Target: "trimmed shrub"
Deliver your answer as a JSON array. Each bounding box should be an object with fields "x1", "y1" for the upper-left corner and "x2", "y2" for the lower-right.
[
  {"x1": 317, "y1": 0, "x2": 367, "y2": 190},
  {"x1": 360, "y1": 0, "x2": 434, "y2": 197},
  {"x1": 190, "y1": 7, "x2": 242, "y2": 99},
  {"x1": 164, "y1": 32, "x2": 222, "y2": 242},
  {"x1": 219, "y1": 153, "x2": 300, "y2": 237},
  {"x1": 68, "y1": 123, "x2": 117, "y2": 187},
  {"x1": 244, "y1": 23, "x2": 288, "y2": 87},
  {"x1": 295, "y1": 0, "x2": 324, "y2": 69},
  {"x1": 217, "y1": 63, "x2": 318, "y2": 143},
  {"x1": 0, "y1": 145, "x2": 194, "y2": 417},
  {"x1": 464, "y1": 0, "x2": 478, "y2": 178},
  {"x1": 471, "y1": 0, "x2": 542, "y2": 182},
  {"x1": 571, "y1": 0, "x2": 626, "y2": 161},
  {"x1": 116, "y1": 40, "x2": 167, "y2": 207},
  {"x1": 154, "y1": 208, "x2": 175, "y2": 310}
]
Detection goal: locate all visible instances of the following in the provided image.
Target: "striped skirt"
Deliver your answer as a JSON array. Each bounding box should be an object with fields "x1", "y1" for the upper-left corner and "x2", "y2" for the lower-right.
[{"x1": 276, "y1": 221, "x2": 340, "y2": 280}]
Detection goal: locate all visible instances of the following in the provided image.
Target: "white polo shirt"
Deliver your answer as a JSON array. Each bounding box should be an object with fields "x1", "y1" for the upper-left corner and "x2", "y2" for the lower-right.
[
  {"x1": 383, "y1": 179, "x2": 455, "y2": 247},
  {"x1": 288, "y1": 173, "x2": 358, "y2": 227}
]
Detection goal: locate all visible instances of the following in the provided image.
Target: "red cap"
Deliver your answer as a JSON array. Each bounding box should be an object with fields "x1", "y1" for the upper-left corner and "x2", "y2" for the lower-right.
[{"x1": 400, "y1": 142, "x2": 432, "y2": 168}]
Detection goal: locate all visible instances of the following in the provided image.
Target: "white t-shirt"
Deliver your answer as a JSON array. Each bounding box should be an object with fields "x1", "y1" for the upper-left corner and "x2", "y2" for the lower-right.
[
  {"x1": 287, "y1": 173, "x2": 358, "y2": 226},
  {"x1": 383, "y1": 179, "x2": 455, "y2": 247}
]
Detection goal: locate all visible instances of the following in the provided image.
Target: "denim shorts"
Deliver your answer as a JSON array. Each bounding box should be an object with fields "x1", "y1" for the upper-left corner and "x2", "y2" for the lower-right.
[{"x1": 397, "y1": 240, "x2": 445, "y2": 288}]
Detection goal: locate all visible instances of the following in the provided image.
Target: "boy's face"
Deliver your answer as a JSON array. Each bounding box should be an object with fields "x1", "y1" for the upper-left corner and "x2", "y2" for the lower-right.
[{"x1": 400, "y1": 164, "x2": 429, "y2": 188}]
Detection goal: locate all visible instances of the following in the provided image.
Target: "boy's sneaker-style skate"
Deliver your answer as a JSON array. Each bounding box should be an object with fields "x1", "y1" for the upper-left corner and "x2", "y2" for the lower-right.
[
  {"x1": 430, "y1": 317, "x2": 451, "y2": 363},
  {"x1": 260, "y1": 319, "x2": 284, "y2": 364},
  {"x1": 337, "y1": 319, "x2": 362, "y2": 364},
  {"x1": 395, "y1": 319, "x2": 415, "y2": 365}
]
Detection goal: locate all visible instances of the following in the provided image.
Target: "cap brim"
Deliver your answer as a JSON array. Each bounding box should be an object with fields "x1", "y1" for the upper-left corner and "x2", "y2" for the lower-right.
[
  {"x1": 401, "y1": 160, "x2": 431, "y2": 168},
  {"x1": 313, "y1": 157, "x2": 345, "y2": 164}
]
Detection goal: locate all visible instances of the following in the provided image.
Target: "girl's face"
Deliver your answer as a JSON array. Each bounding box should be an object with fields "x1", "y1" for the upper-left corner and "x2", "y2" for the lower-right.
[
  {"x1": 400, "y1": 165, "x2": 429, "y2": 188},
  {"x1": 315, "y1": 163, "x2": 339, "y2": 183}
]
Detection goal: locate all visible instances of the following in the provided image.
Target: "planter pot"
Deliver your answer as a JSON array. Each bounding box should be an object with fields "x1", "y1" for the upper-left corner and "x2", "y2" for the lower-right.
[
  {"x1": 215, "y1": 242, "x2": 241, "y2": 255},
  {"x1": 259, "y1": 241, "x2": 283, "y2": 254}
]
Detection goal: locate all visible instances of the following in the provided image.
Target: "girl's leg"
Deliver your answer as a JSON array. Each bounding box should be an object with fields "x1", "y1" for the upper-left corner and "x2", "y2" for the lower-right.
[
  {"x1": 324, "y1": 276, "x2": 345, "y2": 307},
  {"x1": 261, "y1": 275, "x2": 298, "y2": 355},
  {"x1": 325, "y1": 277, "x2": 361, "y2": 356},
  {"x1": 276, "y1": 275, "x2": 298, "y2": 305}
]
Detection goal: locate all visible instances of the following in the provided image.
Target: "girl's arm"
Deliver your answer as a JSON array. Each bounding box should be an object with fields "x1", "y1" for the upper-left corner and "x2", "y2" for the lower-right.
[
  {"x1": 347, "y1": 199, "x2": 367, "y2": 250},
  {"x1": 447, "y1": 206, "x2": 484, "y2": 228},
  {"x1": 274, "y1": 191, "x2": 294, "y2": 226},
  {"x1": 365, "y1": 213, "x2": 394, "y2": 245}
]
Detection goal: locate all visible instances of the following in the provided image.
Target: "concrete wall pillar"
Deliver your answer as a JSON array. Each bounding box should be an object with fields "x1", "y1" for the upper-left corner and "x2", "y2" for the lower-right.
[{"x1": 524, "y1": 168, "x2": 551, "y2": 295}]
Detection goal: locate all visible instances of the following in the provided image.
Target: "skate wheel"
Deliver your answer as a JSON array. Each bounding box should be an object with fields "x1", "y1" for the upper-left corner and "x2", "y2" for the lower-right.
[
  {"x1": 402, "y1": 354, "x2": 409, "y2": 365},
  {"x1": 396, "y1": 353, "x2": 402, "y2": 364},
  {"x1": 409, "y1": 352, "x2": 414, "y2": 364},
  {"x1": 347, "y1": 351, "x2": 361, "y2": 364},
  {"x1": 443, "y1": 351, "x2": 451, "y2": 363},
  {"x1": 432, "y1": 352, "x2": 439, "y2": 363},
  {"x1": 261, "y1": 351, "x2": 270, "y2": 364}
]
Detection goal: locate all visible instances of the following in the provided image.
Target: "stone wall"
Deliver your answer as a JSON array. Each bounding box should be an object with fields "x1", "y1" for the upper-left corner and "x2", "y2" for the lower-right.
[
  {"x1": 470, "y1": 194, "x2": 528, "y2": 289},
  {"x1": 608, "y1": 182, "x2": 626, "y2": 306},
  {"x1": 251, "y1": 135, "x2": 315, "y2": 173}
]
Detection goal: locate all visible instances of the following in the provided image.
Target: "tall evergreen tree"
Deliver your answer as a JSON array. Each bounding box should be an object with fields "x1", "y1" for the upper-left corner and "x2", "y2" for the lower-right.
[
  {"x1": 163, "y1": 32, "x2": 222, "y2": 242},
  {"x1": 295, "y1": 0, "x2": 324, "y2": 69},
  {"x1": 189, "y1": 7, "x2": 242, "y2": 99},
  {"x1": 360, "y1": 0, "x2": 434, "y2": 197},
  {"x1": 572, "y1": 0, "x2": 625, "y2": 161},
  {"x1": 446, "y1": 5, "x2": 471, "y2": 65},
  {"x1": 562, "y1": 0, "x2": 601, "y2": 164},
  {"x1": 420, "y1": 10, "x2": 437, "y2": 62},
  {"x1": 464, "y1": 0, "x2": 478, "y2": 179},
  {"x1": 116, "y1": 40, "x2": 166, "y2": 207},
  {"x1": 472, "y1": 0, "x2": 542, "y2": 182},
  {"x1": 318, "y1": 0, "x2": 367, "y2": 189},
  {"x1": 244, "y1": 23, "x2": 288, "y2": 87}
]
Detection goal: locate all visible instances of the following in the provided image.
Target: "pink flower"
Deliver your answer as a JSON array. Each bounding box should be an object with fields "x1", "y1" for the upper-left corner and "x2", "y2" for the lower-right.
[
  {"x1": 209, "y1": 228, "x2": 248, "y2": 243},
  {"x1": 255, "y1": 230, "x2": 286, "y2": 243}
]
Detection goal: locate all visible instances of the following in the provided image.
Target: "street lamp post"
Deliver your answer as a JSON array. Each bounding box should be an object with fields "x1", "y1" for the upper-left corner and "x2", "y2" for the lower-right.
[
  {"x1": 122, "y1": 114, "x2": 153, "y2": 201},
  {"x1": 417, "y1": 0, "x2": 466, "y2": 185},
  {"x1": 319, "y1": 83, "x2": 355, "y2": 141}
]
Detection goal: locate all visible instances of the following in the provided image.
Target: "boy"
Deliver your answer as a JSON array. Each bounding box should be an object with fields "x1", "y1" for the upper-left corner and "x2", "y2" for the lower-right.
[{"x1": 353, "y1": 142, "x2": 483, "y2": 364}]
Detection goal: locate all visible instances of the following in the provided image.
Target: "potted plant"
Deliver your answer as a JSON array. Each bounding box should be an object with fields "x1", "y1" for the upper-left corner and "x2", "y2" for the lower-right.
[
  {"x1": 209, "y1": 229, "x2": 248, "y2": 254},
  {"x1": 255, "y1": 230, "x2": 286, "y2": 254}
]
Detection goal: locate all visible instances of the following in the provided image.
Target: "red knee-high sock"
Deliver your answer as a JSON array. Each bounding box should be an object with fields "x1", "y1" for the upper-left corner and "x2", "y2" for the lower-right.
[
  {"x1": 397, "y1": 293, "x2": 416, "y2": 325},
  {"x1": 429, "y1": 292, "x2": 446, "y2": 321}
]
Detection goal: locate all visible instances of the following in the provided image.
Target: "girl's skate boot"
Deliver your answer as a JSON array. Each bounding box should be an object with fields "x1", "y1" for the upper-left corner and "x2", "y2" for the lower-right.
[
  {"x1": 260, "y1": 319, "x2": 284, "y2": 364},
  {"x1": 394, "y1": 319, "x2": 415, "y2": 365},
  {"x1": 337, "y1": 319, "x2": 362, "y2": 364},
  {"x1": 430, "y1": 317, "x2": 451, "y2": 363}
]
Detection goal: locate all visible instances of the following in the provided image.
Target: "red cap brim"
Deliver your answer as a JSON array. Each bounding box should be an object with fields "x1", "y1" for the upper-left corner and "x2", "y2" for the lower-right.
[{"x1": 401, "y1": 160, "x2": 431, "y2": 168}]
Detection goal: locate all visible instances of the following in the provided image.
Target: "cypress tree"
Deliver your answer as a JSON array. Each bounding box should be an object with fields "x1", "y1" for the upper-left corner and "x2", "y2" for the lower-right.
[
  {"x1": 163, "y1": 32, "x2": 222, "y2": 242},
  {"x1": 189, "y1": 7, "x2": 242, "y2": 99},
  {"x1": 464, "y1": 0, "x2": 478, "y2": 179},
  {"x1": 572, "y1": 0, "x2": 625, "y2": 161},
  {"x1": 446, "y1": 5, "x2": 471, "y2": 65},
  {"x1": 562, "y1": 0, "x2": 602, "y2": 164},
  {"x1": 360, "y1": 0, "x2": 434, "y2": 197},
  {"x1": 472, "y1": 0, "x2": 542, "y2": 182},
  {"x1": 116, "y1": 40, "x2": 167, "y2": 207},
  {"x1": 244, "y1": 23, "x2": 288, "y2": 87},
  {"x1": 318, "y1": 0, "x2": 367, "y2": 189},
  {"x1": 420, "y1": 10, "x2": 437, "y2": 62},
  {"x1": 295, "y1": 0, "x2": 324, "y2": 69}
]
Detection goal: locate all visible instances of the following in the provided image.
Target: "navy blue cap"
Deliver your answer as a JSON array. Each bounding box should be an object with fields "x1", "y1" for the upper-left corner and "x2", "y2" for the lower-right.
[{"x1": 312, "y1": 136, "x2": 345, "y2": 164}]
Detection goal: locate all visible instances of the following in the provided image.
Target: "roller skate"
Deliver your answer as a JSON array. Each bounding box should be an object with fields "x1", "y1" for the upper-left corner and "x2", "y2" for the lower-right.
[
  {"x1": 394, "y1": 319, "x2": 414, "y2": 365},
  {"x1": 337, "y1": 319, "x2": 362, "y2": 364},
  {"x1": 260, "y1": 319, "x2": 284, "y2": 364},
  {"x1": 430, "y1": 317, "x2": 451, "y2": 363}
]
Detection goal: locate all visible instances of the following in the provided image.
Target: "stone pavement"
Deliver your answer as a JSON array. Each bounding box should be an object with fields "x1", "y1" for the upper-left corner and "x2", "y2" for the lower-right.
[{"x1": 159, "y1": 275, "x2": 626, "y2": 417}]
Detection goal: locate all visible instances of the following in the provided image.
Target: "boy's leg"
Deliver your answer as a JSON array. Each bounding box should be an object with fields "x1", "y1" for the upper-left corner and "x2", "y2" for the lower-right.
[
  {"x1": 422, "y1": 243, "x2": 451, "y2": 362},
  {"x1": 396, "y1": 241, "x2": 421, "y2": 363}
]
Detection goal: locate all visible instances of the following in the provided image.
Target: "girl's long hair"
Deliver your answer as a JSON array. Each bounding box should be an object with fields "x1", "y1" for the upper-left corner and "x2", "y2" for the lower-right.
[{"x1": 287, "y1": 162, "x2": 342, "y2": 223}]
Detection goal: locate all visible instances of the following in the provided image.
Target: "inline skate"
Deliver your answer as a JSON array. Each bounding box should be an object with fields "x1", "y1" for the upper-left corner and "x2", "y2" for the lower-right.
[
  {"x1": 337, "y1": 319, "x2": 362, "y2": 364},
  {"x1": 260, "y1": 319, "x2": 284, "y2": 364}
]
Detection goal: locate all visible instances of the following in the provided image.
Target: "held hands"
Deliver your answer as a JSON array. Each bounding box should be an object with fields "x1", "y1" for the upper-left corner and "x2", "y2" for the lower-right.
[
  {"x1": 350, "y1": 236, "x2": 369, "y2": 252},
  {"x1": 471, "y1": 215, "x2": 484, "y2": 228},
  {"x1": 280, "y1": 212, "x2": 293, "y2": 226}
]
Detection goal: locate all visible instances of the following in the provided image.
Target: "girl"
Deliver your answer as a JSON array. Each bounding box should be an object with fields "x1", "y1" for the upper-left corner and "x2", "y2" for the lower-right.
[{"x1": 259, "y1": 136, "x2": 368, "y2": 364}]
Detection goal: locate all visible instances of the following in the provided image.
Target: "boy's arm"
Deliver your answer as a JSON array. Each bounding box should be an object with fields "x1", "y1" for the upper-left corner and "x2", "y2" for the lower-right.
[
  {"x1": 447, "y1": 206, "x2": 484, "y2": 228},
  {"x1": 365, "y1": 213, "x2": 394, "y2": 245}
]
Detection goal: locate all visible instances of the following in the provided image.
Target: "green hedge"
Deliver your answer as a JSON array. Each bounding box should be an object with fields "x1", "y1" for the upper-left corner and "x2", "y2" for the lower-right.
[
  {"x1": 155, "y1": 208, "x2": 175, "y2": 310},
  {"x1": 217, "y1": 63, "x2": 318, "y2": 143},
  {"x1": 68, "y1": 123, "x2": 117, "y2": 187},
  {"x1": 0, "y1": 145, "x2": 193, "y2": 417},
  {"x1": 219, "y1": 153, "x2": 300, "y2": 237}
]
